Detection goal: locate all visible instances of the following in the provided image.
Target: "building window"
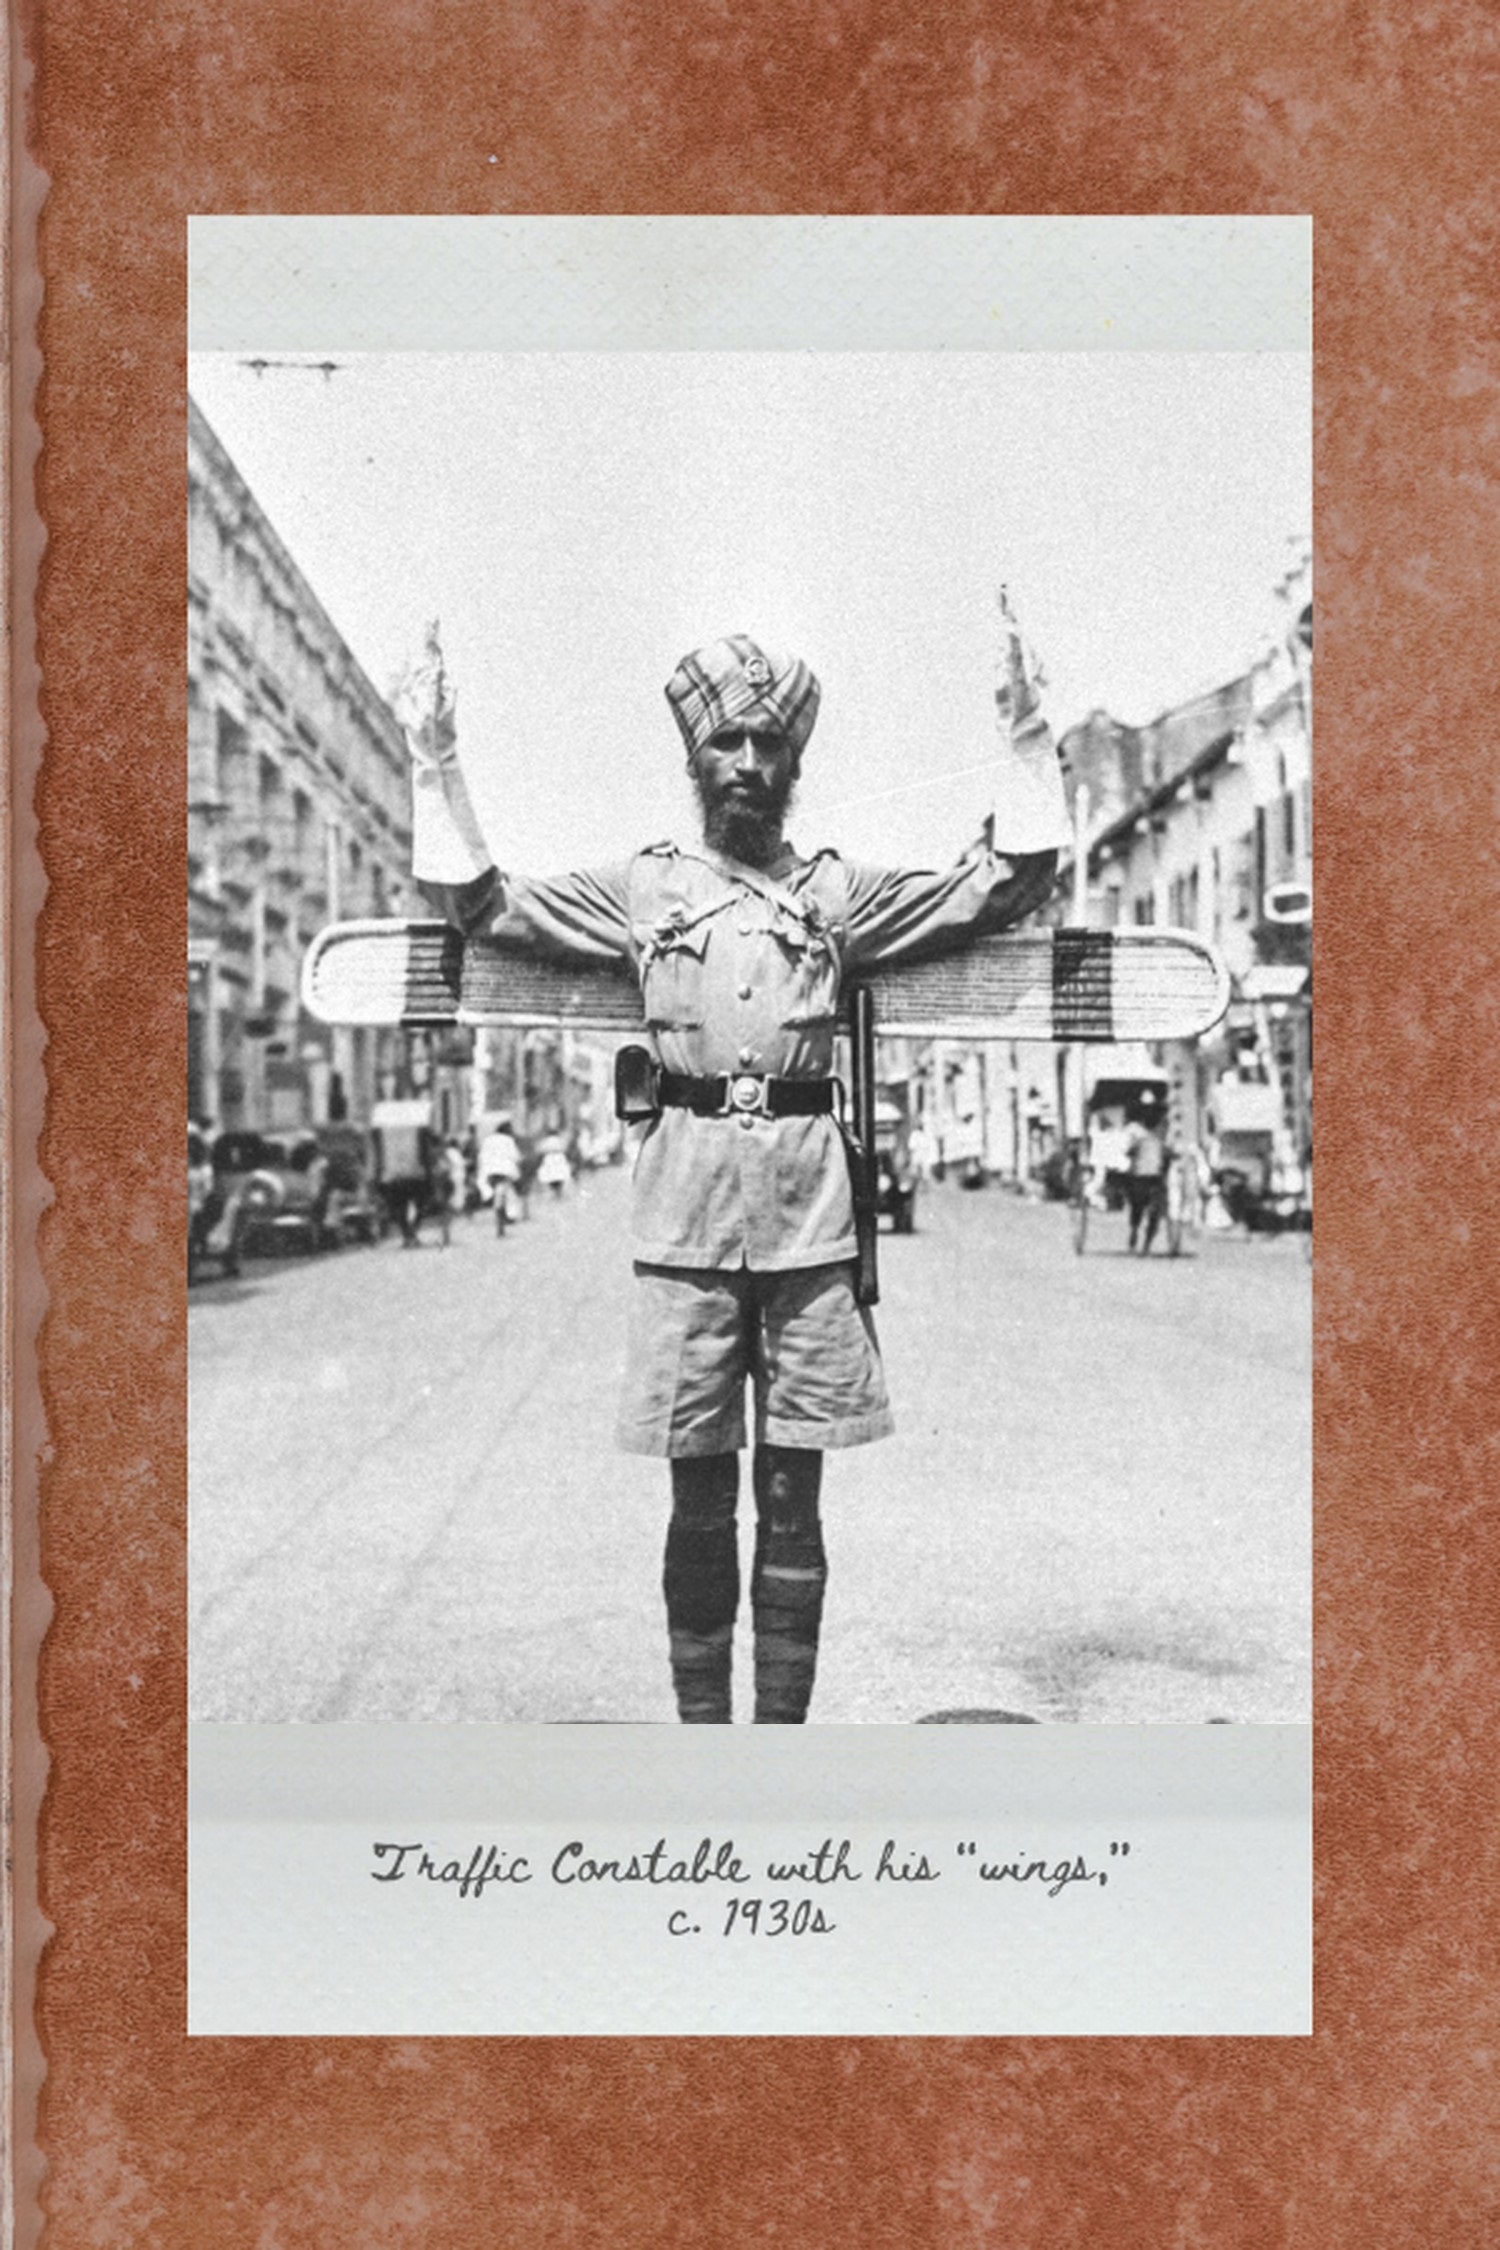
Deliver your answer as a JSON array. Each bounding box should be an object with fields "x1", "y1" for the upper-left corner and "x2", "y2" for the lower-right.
[
  {"x1": 217, "y1": 709, "x2": 252, "y2": 819},
  {"x1": 259, "y1": 751, "x2": 284, "y2": 826},
  {"x1": 290, "y1": 788, "x2": 307, "y2": 871},
  {"x1": 1164, "y1": 870, "x2": 1200, "y2": 929}
]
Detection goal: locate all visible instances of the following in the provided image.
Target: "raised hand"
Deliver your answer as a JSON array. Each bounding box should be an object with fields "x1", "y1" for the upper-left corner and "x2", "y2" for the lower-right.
[
  {"x1": 988, "y1": 587, "x2": 1068, "y2": 856},
  {"x1": 994, "y1": 585, "x2": 1050, "y2": 742},
  {"x1": 393, "y1": 620, "x2": 459, "y2": 772},
  {"x1": 396, "y1": 623, "x2": 495, "y2": 886}
]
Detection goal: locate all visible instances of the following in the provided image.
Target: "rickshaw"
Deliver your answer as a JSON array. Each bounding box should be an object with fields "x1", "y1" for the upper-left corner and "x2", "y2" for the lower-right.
[
  {"x1": 370, "y1": 1097, "x2": 441, "y2": 1246},
  {"x1": 1067, "y1": 1065, "x2": 1199, "y2": 1258}
]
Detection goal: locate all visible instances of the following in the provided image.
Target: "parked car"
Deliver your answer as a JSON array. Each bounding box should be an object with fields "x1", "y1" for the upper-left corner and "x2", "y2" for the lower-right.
[
  {"x1": 188, "y1": 1123, "x2": 249, "y2": 1279},
  {"x1": 873, "y1": 1090, "x2": 919, "y2": 1234},
  {"x1": 1210, "y1": 1080, "x2": 1307, "y2": 1233},
  {"x1": 211, "y1": 1129, "x2": 332, "y2": 1257}
]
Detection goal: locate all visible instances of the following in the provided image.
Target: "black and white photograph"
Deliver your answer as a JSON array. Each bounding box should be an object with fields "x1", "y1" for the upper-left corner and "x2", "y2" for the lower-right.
[{"x1": 187, "y1": 330, "x2": 1311, "y2": 1737}]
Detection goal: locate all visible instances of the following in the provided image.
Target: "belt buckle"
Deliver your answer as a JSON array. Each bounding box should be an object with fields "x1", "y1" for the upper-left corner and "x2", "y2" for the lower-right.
[{"x1": 725, "y1": 1073, "x2": 767, "y2": 1116}]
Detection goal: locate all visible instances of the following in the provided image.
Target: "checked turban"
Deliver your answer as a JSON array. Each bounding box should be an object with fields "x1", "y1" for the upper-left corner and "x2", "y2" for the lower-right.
[{"x1": 664, "y1": 636, "x2": 821, "y2": 759}]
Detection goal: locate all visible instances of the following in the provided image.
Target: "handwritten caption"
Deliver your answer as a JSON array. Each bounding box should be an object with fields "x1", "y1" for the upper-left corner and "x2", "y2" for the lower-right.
[{"x1": 370, "y1": 1834, "x2": 1133, "y2": 1937}]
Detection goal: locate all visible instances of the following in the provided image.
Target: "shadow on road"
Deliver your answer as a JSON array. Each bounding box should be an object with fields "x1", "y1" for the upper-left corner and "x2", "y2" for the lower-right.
[
  {"x1": 188, "y1": 1270, "x2": 272, "y2": 1306},
  {"x1": 916, "y1": 1708, "x2": 1040, "y2": 1724},
  {"x1": 1002, "y1": 1617, "x2": 1263, "y2": 1722}
]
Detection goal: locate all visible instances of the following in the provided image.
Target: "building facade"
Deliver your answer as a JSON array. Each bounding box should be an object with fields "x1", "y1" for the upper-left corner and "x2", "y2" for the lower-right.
[
  {"x1": 470, "y1": 1025, "x2": 622, "y2": 1167},
  {"x1": 188, "y1": 398, "x2": 459, "y2": 1136},
  {"x1": 1063, "y1": 553, "x2": 1313, "y2": 1174}
]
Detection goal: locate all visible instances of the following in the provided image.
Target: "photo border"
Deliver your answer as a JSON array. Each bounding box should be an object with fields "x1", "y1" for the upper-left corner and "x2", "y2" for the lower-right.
[{"x1": 182, "y1": 218, "x2": 1312, "y2": 2040}]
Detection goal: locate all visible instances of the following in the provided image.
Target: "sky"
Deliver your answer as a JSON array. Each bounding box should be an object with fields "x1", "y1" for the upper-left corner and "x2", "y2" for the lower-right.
[{"x1": 188, "y1": 350, "x2": 1309, "y2": 869}]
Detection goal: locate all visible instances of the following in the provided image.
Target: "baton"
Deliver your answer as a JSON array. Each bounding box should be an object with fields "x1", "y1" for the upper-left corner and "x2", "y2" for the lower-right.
[{"x1": 848, "y1": 981, "x2": 880, "y2": 1308}]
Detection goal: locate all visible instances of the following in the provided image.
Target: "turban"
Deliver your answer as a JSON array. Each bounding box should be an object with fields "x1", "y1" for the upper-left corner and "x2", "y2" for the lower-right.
[{"x1": 664, "y1": 636, "x2": 821, "y2": 760}]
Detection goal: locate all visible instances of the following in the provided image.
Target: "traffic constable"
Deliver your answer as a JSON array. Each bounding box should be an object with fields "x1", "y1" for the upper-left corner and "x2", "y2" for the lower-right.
[{"x1": 407, "y1": 628, "x2": 1066, "y2": 1723}]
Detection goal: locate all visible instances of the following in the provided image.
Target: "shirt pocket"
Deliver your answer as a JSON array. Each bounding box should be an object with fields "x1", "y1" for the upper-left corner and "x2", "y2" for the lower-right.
[
  {"x1": 634, "y1": 917, "x2": 711, "y2": 1029},
  {"x1": 769, "y1": 921, "x2": 841, "y2": 1027}
]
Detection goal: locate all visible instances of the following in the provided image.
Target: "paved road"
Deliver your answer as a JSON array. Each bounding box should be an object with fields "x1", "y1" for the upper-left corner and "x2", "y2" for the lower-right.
[{"x1": 190, "y1": 1167, "x2": 1310, "y2": 1725}]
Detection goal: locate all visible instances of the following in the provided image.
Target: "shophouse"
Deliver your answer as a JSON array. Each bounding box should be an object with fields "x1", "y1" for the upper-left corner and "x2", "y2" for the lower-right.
[
  {"x1": 1062, "y1": 554, "x2": 1313, "y2": 1176},
  {"x1": 188, "y1": 398, "x2": 470, "y2": 1136}
]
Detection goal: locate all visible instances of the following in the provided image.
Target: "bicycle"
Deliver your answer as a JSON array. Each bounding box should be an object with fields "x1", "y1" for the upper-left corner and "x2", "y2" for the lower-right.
[{"x1": 1067, "y1": 1152, "x2": 1092, "y2": 1255}]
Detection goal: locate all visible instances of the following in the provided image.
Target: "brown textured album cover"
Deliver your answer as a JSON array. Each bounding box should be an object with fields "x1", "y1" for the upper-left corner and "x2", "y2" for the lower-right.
[{"x1": 11, "y1": 2, "x2": 1499, "y2": 2242}]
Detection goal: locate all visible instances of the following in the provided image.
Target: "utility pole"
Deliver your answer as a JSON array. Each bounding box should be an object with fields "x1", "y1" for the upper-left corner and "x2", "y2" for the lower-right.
[
  {"x1": 1062, "y1": 783, "x2": 1093, "y2": 1148},
  {"x1": 1073, "y1": 783, "x2": 1092, "y2": 921}
]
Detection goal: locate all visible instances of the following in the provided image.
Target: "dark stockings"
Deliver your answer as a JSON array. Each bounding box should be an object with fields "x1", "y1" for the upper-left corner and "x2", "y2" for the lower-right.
[
  {"x1": 664, "y1": 1454, "x2": 741, "y2": 1723},
  {"x1": 751, "y1": 1445, "x2": 826, "y2": 1725},
  {"x1": 664, "y1": 1446, "x2": 827, "y2": 1723}
]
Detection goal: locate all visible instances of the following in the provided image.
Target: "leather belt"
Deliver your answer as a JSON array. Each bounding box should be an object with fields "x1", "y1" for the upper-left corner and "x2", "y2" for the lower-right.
[{"x1": 657, "y1": 1071, "x2": 837, "y2": 1120}]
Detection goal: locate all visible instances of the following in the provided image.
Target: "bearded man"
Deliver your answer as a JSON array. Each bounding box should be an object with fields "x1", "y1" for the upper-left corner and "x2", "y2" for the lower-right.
[{"x1": 410, "y1": 632, "x2": 1064, "y2": 1724}]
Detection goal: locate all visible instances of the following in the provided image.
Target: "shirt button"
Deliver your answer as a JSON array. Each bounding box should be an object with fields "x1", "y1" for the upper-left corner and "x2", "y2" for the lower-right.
[
  {"x1": 738, "y1": 1047, "x2": 756, "y2": 1066},
  {"x1": 738, "y1": 1114, "x2": 754, "y2": 1132},
  {"x1": 737, "y1": 983, "x2": 753, "y2": 1000}
]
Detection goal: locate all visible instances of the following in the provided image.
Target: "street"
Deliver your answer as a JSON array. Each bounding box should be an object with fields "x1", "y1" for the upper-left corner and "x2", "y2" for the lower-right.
[{"x1": 190, "y1": 1166, "x2": 1310, "y2": 1726}]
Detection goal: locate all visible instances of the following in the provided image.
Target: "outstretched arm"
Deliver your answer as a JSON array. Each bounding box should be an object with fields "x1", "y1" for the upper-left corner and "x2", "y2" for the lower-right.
[{"x1": 842, "y1": 840, "x2": 1058, "y2": 971}]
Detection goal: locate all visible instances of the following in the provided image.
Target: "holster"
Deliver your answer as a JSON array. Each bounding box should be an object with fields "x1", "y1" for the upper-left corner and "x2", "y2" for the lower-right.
[{"x1": 614, "y1": 1043, "x2": 663, "y2": 1124}]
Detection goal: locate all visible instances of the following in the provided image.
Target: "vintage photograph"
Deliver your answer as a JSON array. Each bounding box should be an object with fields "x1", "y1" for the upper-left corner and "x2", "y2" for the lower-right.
[{"x1": 187, "y1": 347, "x2": 1311, "y2": 1729}]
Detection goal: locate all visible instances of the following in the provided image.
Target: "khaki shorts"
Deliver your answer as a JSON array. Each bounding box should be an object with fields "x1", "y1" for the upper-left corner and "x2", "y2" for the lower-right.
[{"x1": 616, "y1": 1261, "x2": 895, "y2": 1458}]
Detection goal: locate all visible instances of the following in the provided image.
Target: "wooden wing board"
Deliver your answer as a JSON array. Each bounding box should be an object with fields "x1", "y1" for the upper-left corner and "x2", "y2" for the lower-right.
[{"x1": 302, "y1": 919, "x2": 1231, "y2": 1043}]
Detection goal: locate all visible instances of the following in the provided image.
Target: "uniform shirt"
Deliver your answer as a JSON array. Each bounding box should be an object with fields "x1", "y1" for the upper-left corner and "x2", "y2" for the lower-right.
[{"x1": 429, "y1": 838, "x2": 1054, "y2": 1272}]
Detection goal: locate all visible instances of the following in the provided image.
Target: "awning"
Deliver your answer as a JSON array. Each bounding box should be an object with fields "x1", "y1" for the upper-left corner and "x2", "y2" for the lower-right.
[
  {"x1": 370, "y1": 1099, "x2": 433, "y2": 1129},
  {"x1": 1239, "y1": 965, "x2": 1310, "y2": 1003},
  {"x1": 1211, "y1": 1080, "x2": 1283, "y2": 1133}
]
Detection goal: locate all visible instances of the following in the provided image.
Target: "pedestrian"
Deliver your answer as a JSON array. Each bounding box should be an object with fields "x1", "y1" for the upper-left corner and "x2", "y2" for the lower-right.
[
  {"x1": 432, "y1": 1136, "x2": 466, "y2": 1247},
  {"x1": 444, "y1": 1136, "x2": 469, "y2": 1219},
  {"x1": 478, "y1": 1114, "x2": 524, "y2": 1235},
  {"x1": 406, "y1": 627, "x2": 1065, "y2": 1722},
  {"x1": 536, "y1": 1134, "x2": 572, "y2": 1200},
  {"x1": 1124, "y1": 1103, "x2": 1169, "y2": 1254}
]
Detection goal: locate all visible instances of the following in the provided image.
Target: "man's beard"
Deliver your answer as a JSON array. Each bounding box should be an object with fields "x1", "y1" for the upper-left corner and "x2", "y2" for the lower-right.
[{"x1": 696, "y1": 771, "x2": 797, "y2": 870}]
